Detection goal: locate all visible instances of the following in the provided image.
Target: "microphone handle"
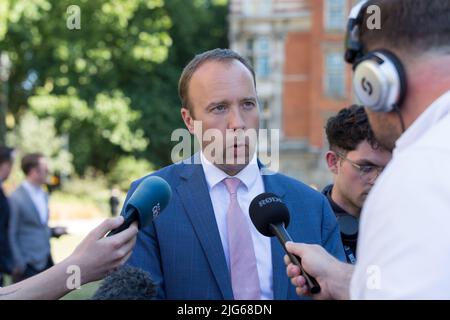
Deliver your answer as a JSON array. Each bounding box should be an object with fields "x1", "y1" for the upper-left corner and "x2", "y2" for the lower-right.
[
  {"x1": 106, "y1": 208, "x2": 138, "y2": 237},
  {"x1": 269, "y1": 223, "x2": 321, "y2": 294}
]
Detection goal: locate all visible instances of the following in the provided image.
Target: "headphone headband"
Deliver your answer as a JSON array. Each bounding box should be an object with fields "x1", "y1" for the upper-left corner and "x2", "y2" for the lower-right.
[{"x1": 345, "y1": 0, "x2": 370, "y2": 64}]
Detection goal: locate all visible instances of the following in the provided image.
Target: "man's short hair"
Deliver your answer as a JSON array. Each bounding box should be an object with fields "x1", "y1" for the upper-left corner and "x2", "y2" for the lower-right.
[
  {"x1": 325, "y1": 105, "x2": 379, "y2": 152},
  {"x1": 178, "y1": 48, "x2": 256, "y2": 113},
  {"x1": 21, "y1": 153, "x2": 44, "y2": 176},
  {"x1": 0, "y1": 146, "x2": 14, "y2": 165},
  {"x1": 360, "y1": 0, "x2": 450, "y2": 57}
]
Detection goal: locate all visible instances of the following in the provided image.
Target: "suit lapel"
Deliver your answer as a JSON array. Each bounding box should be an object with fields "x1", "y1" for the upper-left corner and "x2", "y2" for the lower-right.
[
  {"x1": 262, "y1": 173, "x2": 289, "y2": 300},
  {"x1": 176, "y1": 158, "x2": 234, "y2": 300}
]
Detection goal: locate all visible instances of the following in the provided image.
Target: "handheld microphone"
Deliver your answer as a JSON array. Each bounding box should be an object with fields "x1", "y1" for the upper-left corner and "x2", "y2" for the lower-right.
[
  {"x1": 107, "y1": 176, "x2": 172, "y2": 237},
  {"x1": 249, "y1": 192, "x2": 321, "y2": 294},
  {"x1": 91, "y1": 265, "x2": 156, "y2": 300}
]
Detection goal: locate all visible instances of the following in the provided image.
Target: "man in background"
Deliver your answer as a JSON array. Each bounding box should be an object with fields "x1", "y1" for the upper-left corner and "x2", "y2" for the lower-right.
[
  {"x1": 0, "y1": 146, "x2": 15, "y2": 286},
  {"x1": 8, "y1": 153, "x2": 67, "y2": 282},
  {"x1": 323, "y1": 105, "x2": 391, "y2": 263}
]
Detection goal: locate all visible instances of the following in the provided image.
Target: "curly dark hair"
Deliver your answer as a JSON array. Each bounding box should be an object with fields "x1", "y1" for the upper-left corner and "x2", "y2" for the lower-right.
[{"x1": 325, "y1": 105, "x2": 379, "y2": 152}]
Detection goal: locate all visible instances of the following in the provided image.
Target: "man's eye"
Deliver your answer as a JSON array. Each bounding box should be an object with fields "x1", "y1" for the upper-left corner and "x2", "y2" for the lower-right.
[
  {"x1": 212, "y1": 105, "x2": 226, "y2": 113},
  {"x1": 243, "y1": 101, "x2": 255, "y2": 109},
  {"x1": 360, "y1": 166, "x2": 375, "y2": 174}
]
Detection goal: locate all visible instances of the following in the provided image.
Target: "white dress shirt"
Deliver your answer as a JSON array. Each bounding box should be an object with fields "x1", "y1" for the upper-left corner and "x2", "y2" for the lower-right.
[
  {"x1": 22, "y1": 180, "x2": 48, "y2": 225},
  {"x1": 351, "y1": 90, "x2": 450, "y2": 299},
  {"x1": 200, "y1": 152, "x2": 274, "y2": 300}
]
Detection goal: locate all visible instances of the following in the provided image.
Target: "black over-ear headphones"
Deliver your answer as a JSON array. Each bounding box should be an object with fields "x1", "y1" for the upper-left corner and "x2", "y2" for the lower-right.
[{"x1": 345, "y1": 0, "x2": 407, "y2": 113}]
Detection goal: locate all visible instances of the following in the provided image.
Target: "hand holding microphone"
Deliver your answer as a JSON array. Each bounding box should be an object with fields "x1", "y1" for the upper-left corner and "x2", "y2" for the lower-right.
[
  {"x1": 284, "y1": 242, "x2": 347, "y2": 300},
  {"x1": 0, "y1": 176, "x2": 172, "y2": 300},
  {"x1": 249, "y1": 193, "x2": 321, "y2": 294}
]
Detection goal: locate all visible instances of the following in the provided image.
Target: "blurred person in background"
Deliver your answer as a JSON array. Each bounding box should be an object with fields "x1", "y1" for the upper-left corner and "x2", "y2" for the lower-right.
[
  {"x1": 8, "y1": 153, "x2": 67, "y2": 282},
  {"x1": 109, "y1": 186, "x2": 121, "y2": 217},
  {"x1": 0, "y1": 146, "x2": 15, "y2": 286}
]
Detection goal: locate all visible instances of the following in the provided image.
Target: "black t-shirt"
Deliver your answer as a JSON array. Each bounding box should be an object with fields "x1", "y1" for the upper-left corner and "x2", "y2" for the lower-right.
[{"x1": 322, "y1": 184, "x2": 358, "y2": 264}]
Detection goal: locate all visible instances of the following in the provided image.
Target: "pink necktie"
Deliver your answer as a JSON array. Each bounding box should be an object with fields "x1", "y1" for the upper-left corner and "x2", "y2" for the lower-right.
[{"x1": 223, "y1": 177, "x2": 261, "y2": 300}]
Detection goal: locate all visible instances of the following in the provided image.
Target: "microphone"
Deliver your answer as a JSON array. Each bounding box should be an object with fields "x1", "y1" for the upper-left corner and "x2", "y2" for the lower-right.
[
  {"x1": 91, "y1": 265, "x2": 156, "y2": 300},
  {"x1": 249, "y1": 193, "x2": 321, "y2": 294},
  {"x1": 107, "y1": 176, "x2": 172, "y2": 236}
]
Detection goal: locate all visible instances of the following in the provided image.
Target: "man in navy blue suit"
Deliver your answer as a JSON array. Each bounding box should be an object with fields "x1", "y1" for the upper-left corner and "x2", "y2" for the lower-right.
[
  {"x1": 0, "y1": 146, "x2": 14, "y2": 286},
  {"x1": 126, "y1": 48, "x2": 345, "y2": 300}
]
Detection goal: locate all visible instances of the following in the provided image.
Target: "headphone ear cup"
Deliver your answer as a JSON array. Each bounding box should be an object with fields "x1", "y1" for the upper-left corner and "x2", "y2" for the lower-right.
[{"x1": 352, "y1": 50, "x2": 407, "y2": 113}]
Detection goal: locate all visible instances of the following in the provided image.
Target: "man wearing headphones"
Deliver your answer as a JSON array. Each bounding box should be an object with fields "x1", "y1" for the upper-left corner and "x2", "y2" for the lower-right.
[
  {"x1": 322, "y1": 105, "x2": 391, "y2": 265},
  {"x1": 285, "y1": 0, "x2": 450, "y2": 299}
]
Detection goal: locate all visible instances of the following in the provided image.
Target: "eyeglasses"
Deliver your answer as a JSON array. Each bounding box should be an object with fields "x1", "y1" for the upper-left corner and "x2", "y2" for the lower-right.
[{"x1": 335, "y1": 151, "x2": 384, "y2": 182}]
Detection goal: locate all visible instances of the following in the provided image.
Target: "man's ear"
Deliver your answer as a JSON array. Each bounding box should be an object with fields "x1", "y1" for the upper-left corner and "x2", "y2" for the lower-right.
[
  {"x1": 325, "y1": 151, "x2": 339, "y2": 175},
  {"x1": 181, "y1": 107, "x2": 195, "y2": 134}
]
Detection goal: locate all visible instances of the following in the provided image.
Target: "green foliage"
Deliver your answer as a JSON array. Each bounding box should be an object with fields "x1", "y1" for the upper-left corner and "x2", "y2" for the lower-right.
[
  {"x1": 60, "y1": 168, "x2": 109, "y2": 198},
  {"x1": 6, "y1": 111, "x2": 74, "y2": 176},
  {"x1": 131, "y1": 0, "x2": 229, "y2": 166},
  {"x1": 107, "y1": 155, "x2": 153, "y2": 191},
  {"x1": 1, "y1": 0, "x2": 228, "y2": 174},
  {"x1": 58, "y1": 168, "x2": 111, "y2": 214},
  {"x1": 28, "y1": 90, "x2": 148, "y2": 173}
]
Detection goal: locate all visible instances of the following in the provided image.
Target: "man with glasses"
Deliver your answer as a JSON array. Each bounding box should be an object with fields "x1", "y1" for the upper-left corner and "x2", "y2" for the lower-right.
[{"x1": 323, "y1": 105, "x2": 391, "y2": 264}]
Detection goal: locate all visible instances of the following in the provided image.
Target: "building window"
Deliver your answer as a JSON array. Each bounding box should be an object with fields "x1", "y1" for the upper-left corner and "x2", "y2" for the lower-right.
[
  {"x1": 255, "y1": 37, "x2": 270, "y2": 77},
  {"x1": 246, "y1": 38, "x2": 255, "y2": 66},
  {"x1": 243, "y1": 0, "x2": 272, "y2": 16},
  {"x1": 245, "y1": 37, "x2": 270, "y2": 78},
  {"x1": 260, "y1": 99, "x2": 271, "y2": 129},
  {"x1": 324, "y1": 51, "x2": 346, "y2": 98},
  {"x1": 324, "y1": 0, "x2": 347, "y2": 31}
]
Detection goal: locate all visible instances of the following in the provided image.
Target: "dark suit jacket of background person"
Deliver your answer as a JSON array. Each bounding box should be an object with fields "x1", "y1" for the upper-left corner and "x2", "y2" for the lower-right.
[
  {"x1": 126, "y1": 154, "x2": 345, "y2": 299},
  {"x1": 0, "y1": 186, "x2": 12, "y2": 278}
]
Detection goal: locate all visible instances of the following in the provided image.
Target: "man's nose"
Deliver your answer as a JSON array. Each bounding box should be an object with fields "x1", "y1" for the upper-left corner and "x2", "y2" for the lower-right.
[{"x1": 228, "y1": 107, "x2": 245, "y2": 130}]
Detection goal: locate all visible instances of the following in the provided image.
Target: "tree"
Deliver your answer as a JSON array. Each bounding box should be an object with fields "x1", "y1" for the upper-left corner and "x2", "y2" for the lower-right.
[
  {"x1": 0, "y1": 0, "x2": 228, "y2": 173},
  {"x1": 136, "y1": 0, "x2": 228, "y2": 166},
  {"x1": 7, "y1": 111, "x2": 73, "y2": 176}
]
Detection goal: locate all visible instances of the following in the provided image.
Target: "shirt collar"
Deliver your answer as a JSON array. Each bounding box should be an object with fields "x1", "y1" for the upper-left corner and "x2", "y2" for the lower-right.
[
  {"x1": 200, "y1": 151, "x2": 260, "y2": 191},
  {"x1": 395, "y1": 90, "x2": 450, "y2": 153},
  {"x1": 23, "y1": 180, "x2": 43, "y2": 195},
  {"x1": 322, "y1": 184, "x2": 349, "y2": 216}
]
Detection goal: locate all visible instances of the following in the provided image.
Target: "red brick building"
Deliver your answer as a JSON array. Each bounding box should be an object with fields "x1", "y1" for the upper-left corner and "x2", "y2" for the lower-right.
[{"x1": 229, "y1": 0, "x2": 359, "y2": 187}]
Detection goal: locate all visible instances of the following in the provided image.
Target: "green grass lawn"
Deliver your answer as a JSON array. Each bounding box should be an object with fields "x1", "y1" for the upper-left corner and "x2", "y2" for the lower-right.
[
  {"x1": 60, "y1": 281, "x2": 102, "y2": 300},
  {"x1": 49, "y1": 189, "x2": 111, "y2": 300}
]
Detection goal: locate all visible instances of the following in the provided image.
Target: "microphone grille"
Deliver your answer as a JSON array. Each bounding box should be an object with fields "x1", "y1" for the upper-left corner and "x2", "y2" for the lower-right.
[{"x1": 249, "y1": 192, "x2": 290, "y2": 237}]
